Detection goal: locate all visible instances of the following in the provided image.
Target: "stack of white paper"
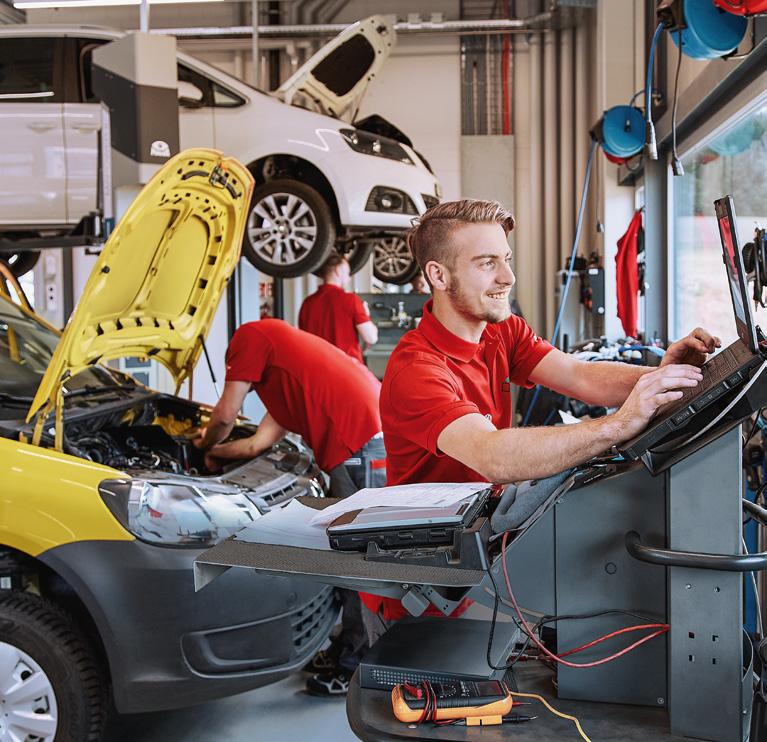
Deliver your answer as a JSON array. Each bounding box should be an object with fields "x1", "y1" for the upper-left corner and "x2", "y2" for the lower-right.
[{"x1": 307, "y1": 482, "x2": 490, "y2": 527}]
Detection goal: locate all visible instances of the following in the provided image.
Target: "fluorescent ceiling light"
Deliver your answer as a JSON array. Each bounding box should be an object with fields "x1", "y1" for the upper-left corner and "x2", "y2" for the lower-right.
[{"x1": 15, "y1": 0, "x2": 224, "y2": 6}]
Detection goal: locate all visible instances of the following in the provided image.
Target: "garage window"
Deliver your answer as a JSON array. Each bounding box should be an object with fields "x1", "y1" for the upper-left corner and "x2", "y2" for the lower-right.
[
  {"x1": 0, "y1": 38, "x2": 57, "y2": 102},
  {"x1": 671, "y1": 96, "x2": 767, "y2": 345}
]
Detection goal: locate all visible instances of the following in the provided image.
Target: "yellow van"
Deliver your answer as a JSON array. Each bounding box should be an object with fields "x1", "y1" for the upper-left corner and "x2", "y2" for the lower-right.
[{"x1": 0, "y1": 149, "x2": 336, "y2": 741}]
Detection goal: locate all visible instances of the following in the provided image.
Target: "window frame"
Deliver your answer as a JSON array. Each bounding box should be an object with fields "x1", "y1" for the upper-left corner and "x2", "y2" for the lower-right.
[
  {"x1": 178, "y1": 62, "x2": 246, "y2": 110},
  {"x1": 666, "y1": 87, "x2": 767, "y2": 341}
]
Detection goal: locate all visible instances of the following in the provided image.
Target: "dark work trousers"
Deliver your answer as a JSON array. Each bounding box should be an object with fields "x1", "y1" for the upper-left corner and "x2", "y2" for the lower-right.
[{"x1": 327, "y1": 434, "x2": 386, "y2": 674}]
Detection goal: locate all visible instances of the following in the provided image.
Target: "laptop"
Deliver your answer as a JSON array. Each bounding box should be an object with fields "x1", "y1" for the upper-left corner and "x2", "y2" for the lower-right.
[
  {"x1": 326, "y1": 489, "x2": 490, "y2": 552},
  {"x1": 620, "y1": 195, "x2": 765, "y2": 458}
]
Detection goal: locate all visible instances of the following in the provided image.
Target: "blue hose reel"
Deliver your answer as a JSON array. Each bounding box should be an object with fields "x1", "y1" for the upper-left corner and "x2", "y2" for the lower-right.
[
  {"x1": 599, "y1": 105, "x2": 646, "y2": 159},
  {"x1": 670, "y1": 0, "x2": 748, "y2": 59}
]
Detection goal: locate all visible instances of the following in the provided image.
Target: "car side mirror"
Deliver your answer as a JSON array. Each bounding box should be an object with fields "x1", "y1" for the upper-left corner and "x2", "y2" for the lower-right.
[{"x1": 178, "y1": 81, "x2": 204, "y2": 109}]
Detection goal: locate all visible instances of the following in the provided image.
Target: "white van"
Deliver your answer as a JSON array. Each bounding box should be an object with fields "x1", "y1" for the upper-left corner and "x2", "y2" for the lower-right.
[{"x1": 0, "y1": 18, "x2": 440, "y2": 282}]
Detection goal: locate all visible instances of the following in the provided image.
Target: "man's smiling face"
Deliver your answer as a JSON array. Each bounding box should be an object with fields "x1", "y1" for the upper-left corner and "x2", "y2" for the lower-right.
[{"x1": 442, "y1": 222, "x2": 515, "y2": 324}]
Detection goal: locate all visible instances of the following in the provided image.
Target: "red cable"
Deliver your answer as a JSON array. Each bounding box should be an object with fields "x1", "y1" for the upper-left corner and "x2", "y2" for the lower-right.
[
  {"x1": 500, "y1": 532, "x2": 669, "y2": 668},
  {"x1": 559, "y1": 623, "x2": 669, "y2": 658}
]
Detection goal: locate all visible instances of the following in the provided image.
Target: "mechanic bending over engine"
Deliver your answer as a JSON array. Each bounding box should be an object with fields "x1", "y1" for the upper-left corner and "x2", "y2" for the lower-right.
[
  {"x1": 360, "y1": 198, "x2": 720, "y2": 634},
  {"x1": 194, "y1": 319, "x2": 386, "y2": 697}
]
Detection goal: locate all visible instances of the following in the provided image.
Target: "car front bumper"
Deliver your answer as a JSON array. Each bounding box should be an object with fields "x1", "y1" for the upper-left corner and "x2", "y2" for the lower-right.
[{"x1": 39, "y1": 538, "x2": 339, "y2": 713}]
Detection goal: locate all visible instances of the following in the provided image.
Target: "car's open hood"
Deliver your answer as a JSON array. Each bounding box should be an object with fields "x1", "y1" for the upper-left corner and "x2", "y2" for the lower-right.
[
  {"x1": 274, "y1": 15, "x2": 395, "y2": 120},
  {"x1": 28, "y1": 149, "x2": 253, "y2": 442}
]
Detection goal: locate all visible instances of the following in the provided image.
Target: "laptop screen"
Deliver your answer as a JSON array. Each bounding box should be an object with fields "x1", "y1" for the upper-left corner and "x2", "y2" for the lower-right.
[{"x1": 714, "y1": 196, "x2": 758, "y2": 352}]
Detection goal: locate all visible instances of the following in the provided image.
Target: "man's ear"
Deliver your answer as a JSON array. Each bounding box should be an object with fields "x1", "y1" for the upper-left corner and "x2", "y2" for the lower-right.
[{"x1": 425, "y1": 260, "x2": 448, "y2": 291}]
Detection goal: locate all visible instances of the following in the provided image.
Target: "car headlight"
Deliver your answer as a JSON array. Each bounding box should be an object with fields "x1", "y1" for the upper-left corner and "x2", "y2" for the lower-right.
[
  {"x1": 340, "y1": 128, "x2": 414, "y2": 165},
  {"x1": 98, "y1": 478, "x2": 263, "y2": 548}
]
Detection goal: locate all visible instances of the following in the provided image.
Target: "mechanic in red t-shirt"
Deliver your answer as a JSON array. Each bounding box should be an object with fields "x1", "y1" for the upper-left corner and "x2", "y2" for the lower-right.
[
  {"x1": 298, "y1": 254, "x2": 378, "y2": 363},
  {"x1": 362, "y1": 198, "x2": 719, "y2": 631},
  {"x1": 193, "y1": 319, "x2": 386, "y2": 697}
]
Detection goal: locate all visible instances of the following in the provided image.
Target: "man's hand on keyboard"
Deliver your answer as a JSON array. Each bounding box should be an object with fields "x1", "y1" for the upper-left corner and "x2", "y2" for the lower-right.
[
  {"x1": 661, "y1": 327, "x2": 721, "y2": 368},
  {"x1": 613, "y1": 364, "x2": 704, "y2": 440}
]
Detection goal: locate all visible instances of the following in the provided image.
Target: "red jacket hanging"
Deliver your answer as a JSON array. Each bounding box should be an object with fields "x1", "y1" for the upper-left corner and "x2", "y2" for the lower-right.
[{"x1": 615, "y1": 209, "x2": 643, "y2": 338}]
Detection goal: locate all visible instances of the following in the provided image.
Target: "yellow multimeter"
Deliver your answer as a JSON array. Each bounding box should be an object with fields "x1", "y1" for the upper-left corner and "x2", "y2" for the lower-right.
[{"x1": 391, "y1": 679, "x2": 513, "y2": 726}]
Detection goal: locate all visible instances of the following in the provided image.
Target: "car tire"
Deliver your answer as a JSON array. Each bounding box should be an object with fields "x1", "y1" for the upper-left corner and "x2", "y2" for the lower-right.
[
  {"x1": 372, "y1": 236, "x2": 420, "y2": 285},
  {"x1": 242, "y1": 179, "x2": 335, "y2": 278},
  {"x1": 0, "y1": 591, "x2": 108, "y2": 742},
  {"x1": 1, "y1": 250, "x2": 40, "y2": 278},
  {"x1": 345, "y1": 239, "x2": 375, "y2": 275}
]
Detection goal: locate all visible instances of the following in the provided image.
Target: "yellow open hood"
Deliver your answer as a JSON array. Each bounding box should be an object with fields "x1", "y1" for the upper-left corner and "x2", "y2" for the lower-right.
[{"x1": 28, "y1": 149, "x2": 254, "y2": 437}]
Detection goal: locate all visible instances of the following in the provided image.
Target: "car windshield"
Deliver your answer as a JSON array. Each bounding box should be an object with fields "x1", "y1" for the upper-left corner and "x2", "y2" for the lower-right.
[{"x1": 0, "y1": 297, "x2": 125, "y2": 399}]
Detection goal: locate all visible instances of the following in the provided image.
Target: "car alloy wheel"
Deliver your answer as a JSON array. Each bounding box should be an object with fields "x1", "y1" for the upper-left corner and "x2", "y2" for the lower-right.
[
  {"x1": 242, "y1": 179, "x2": 335, "y2": 278},
  {"x1": 250, "y1": 192, "x2": 317, "y2": 266},
  {"x1": 372, "y1": 236, "x2": 420, "y2": 285}
]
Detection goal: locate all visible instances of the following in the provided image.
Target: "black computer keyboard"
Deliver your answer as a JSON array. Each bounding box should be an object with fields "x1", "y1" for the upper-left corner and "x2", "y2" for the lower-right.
[{"x1": 657, "y1": 339, "x2": 758, "y2": 428}]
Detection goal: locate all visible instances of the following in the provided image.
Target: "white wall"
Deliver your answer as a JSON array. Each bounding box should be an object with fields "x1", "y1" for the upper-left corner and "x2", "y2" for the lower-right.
[{"x1": 356, "y1": 34, "x2": 462, "y2": 202}]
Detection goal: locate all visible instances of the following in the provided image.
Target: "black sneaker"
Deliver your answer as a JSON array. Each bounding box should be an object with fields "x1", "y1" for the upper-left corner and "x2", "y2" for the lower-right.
[
  {"x1": 302, "y1": 646, "x2": 340, "y2": 674},
  {"x1": 305, "y1": 669, "x2": 351, "y2": 696}
]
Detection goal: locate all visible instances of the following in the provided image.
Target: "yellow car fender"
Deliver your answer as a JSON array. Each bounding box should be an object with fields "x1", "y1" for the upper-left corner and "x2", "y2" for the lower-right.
[{"x1": 0, "y1": 438, "x2": 133, "y2": 557}]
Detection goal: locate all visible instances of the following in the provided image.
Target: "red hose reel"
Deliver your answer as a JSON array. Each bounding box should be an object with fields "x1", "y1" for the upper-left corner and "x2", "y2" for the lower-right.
[{"x1": 713, "y1": 0, "x2": 767, "y2": 15}]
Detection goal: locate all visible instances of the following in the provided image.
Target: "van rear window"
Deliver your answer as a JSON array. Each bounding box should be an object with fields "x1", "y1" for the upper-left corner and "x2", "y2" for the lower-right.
[{"x1": 0, "y1": 38, "x2": 56, "y2": 102}]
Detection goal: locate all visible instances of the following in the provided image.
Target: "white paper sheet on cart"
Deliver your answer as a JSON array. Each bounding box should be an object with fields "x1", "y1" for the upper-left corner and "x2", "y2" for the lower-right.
[
  {"x1": 235, "y1": 499, "x2": 333, "y2": 549},
  {"x1": 308, "y1": 482, "x2": 491, "y2": 527}
]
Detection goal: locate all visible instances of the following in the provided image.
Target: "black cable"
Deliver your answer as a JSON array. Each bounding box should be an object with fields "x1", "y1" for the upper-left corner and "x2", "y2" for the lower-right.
[
  {"x1": 485, "y1": 564, "x2": 530, "y2": 671},
  {"x1": 670, "y1": 28, "x2": 684, "y2": 176},
  {"x1": 536, "y1": 608, "x2": 660, "y2": 630}
]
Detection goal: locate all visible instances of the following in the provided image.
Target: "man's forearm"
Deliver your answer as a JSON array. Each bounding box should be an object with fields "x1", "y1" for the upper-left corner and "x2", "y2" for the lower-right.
[
  {"x1": 573, "y1": 362, "x2": 652, "y2": 407},
  {"x1": 481, "y1": 415, "x2": 627, "y2": 482},
  {"x1": 208, "y1": 412, "x2": 288, "y2": 461},
  {"x1": 200, "y1": 416, "x2": 235, "y2": 448}
]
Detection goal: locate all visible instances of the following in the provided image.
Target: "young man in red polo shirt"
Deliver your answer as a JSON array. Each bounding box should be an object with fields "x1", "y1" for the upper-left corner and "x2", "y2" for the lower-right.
[
  {"x1": 362, "y1": 198, "x2": 718, "y2": 628},
  {"x1": 193, "y1": 319, "x2": 385, "y2": 696},
  {"x1": 298, "y1": 254, "x2": 378, "y2": 363}
]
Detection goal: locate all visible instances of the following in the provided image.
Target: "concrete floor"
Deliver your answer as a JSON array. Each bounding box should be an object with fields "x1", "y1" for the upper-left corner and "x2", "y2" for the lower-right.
[
  {"x1": 107, "y1": 673, "x2": 358, "y2": 742},
  {"x1": 104, "y1": 606, "x2": 501, "y2": 741}
]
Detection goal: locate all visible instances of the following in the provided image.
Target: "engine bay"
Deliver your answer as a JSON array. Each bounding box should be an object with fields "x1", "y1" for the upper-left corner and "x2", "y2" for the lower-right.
[{"x1": 3, "y1": 390, "x2": 325, "y2": 509}]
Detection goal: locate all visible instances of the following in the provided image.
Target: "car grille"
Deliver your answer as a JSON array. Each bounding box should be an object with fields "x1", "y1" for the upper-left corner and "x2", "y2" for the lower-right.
[
  {"x1": 291, "y1": 585, "x2": 339, "y2": 654},
  {"x1": 422, "y1": 193, "x2": 439, "y2": 209},
  {"x1": 257, "y1": 478, "x2": 324, "y2": 511}
]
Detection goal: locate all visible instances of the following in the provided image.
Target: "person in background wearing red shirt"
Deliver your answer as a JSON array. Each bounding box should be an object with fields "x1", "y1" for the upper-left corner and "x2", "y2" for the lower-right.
[
  {"x1": 409, "y1": 270, "x2": 429, "y2": 295},
  {"x1": 362, "y1": 198, "x2": 719, "y2": 635},
  {"x1": 193, "y1": 319, "x2": 386, "y2": 697},
  {"x1": 298, "y1": 254, "x2": 378, "y2": 363}
]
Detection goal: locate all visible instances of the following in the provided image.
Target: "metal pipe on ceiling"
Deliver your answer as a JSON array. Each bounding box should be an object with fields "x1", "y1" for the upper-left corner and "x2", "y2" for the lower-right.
[{"x1": 152, "y1": 13, "x2": 555, "y2": 40}]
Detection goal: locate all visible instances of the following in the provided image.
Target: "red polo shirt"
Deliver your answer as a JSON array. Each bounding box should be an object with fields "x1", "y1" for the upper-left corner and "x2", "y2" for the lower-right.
[
  {"x1": 361, "y1": 300, "x2": 554, "y2": 620},
  {"x1": 225, "y1": 319, "x2": 381, "y2": 471},
  {"x1": 298, "y1": 284, "x2": 371, "y2": 363}
]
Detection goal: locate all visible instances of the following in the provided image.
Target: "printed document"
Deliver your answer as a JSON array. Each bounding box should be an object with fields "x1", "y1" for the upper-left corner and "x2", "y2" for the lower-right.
[{"x1": 308, "y1": 482, "x2": 490, "y2": 527}]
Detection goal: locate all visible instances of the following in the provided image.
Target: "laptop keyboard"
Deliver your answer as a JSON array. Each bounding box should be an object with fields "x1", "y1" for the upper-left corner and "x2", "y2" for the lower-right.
[{"x1": 659, "y1": 340, "x2": 758, "y2": 427}]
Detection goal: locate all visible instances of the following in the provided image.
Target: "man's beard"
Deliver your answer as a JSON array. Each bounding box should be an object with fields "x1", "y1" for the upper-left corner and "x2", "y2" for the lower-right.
[{"x1": 446, "y1": 277, "x2": 511, "y2": 324}]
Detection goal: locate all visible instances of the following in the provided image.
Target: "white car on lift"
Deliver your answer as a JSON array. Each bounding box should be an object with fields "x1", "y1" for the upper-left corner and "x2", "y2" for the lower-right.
[{"x1": 0, "y1": 17, "x2": 439, "y2": 282}]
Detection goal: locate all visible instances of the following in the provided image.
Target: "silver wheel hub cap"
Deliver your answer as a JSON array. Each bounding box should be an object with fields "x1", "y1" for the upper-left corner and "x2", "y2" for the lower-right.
[
  {"x1": 248, "y1": 192, "x2": 318, "y2": 267},
  {"x1": 374, "y1": 237, "x2": 412, "y2": 279},
  {"x1": 0, "y1": 641, "x2": 58, "y2": 741}
]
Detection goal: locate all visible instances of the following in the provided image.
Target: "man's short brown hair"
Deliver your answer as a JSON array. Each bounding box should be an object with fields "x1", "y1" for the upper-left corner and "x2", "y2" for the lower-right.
[
  {"x1": 318, "y1": 253, "x2": 348, "y2": 279},
  {"x1": 406, "y1": 199, "x2": 515, "y2": 277}
]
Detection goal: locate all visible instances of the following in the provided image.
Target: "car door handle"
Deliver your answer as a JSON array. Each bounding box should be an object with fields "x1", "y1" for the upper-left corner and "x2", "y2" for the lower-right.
[
  {"x1": 71, "y1": 123, "x2": 100, "y2": 133},
  {"x1": 27, "y1": 122, "x2": 56, "y2": 132}
]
